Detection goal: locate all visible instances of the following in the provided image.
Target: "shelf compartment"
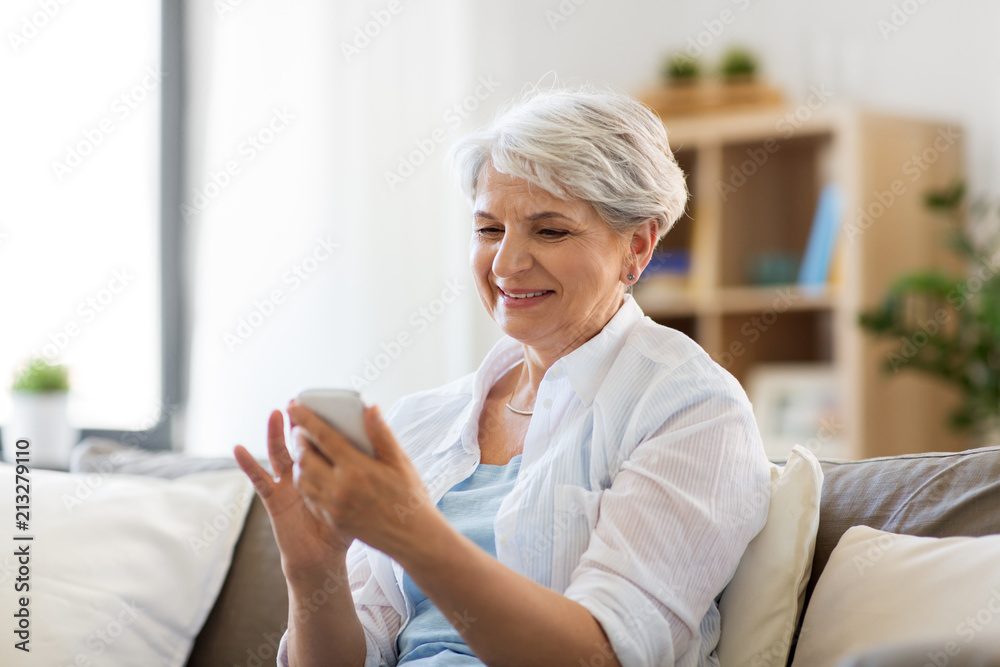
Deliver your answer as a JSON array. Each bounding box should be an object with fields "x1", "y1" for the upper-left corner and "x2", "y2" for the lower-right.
[
  {"x1": 658, "y1": 148, "x2": 697, "y2": 256},
  {"x1": 714, "y1": 309, "x2": 834, "y2": 387},
  {"x1": 718, "y1": 133, "x2": 834, "y2": 288}
]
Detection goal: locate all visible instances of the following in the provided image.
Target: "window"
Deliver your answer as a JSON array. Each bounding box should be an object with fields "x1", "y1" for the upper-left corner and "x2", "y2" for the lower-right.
[{"x1": 0, "y1": 0, "x2": 181, "y2": 448}]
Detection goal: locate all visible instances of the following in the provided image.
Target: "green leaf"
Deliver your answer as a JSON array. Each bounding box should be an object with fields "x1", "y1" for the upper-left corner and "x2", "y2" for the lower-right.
[{"x1": 924, "y1": 181, "x2": 965, "y2": 211}]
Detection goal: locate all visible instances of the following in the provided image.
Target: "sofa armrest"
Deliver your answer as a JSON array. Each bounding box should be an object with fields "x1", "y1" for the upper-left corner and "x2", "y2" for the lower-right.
[{"x1": 187, "y1": 495, "x2": 288, "y2": 666}]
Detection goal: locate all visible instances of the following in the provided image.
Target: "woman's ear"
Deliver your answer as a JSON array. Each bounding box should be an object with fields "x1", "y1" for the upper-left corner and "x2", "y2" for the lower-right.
[{"x1": 623, "y1": 219, "x2": 659, "y2": 282}]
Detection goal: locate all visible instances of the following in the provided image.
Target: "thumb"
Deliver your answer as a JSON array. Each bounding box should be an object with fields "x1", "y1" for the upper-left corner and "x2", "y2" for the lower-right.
[{"x1": 363, "y1": 404, "x2": 402, "y2": 462}]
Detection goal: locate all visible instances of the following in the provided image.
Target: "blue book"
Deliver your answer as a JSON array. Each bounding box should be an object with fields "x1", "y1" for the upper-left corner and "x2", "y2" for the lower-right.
[{"x1": 798, "y1": 184, "x2": 843, "y2": 287}]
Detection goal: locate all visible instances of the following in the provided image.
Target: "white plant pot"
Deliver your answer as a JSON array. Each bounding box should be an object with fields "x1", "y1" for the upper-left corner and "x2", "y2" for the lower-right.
[{"x1": 4, "y1": 391, "x2": 79, "y2": 470}]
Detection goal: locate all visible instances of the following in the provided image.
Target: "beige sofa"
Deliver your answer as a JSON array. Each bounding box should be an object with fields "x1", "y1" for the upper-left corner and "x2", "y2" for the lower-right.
[{"x1": 81, "y1": 442, "x2": 1000, "y2": 666}]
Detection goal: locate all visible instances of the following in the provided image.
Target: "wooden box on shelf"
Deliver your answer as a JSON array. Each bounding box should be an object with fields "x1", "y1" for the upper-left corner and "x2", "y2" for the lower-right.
[
  {"x1": 639, "y1": 81, "x2": 785, "y2": 118},
  {"x1": 633, "y1": 106, "x2": 966, "y2": 459}
]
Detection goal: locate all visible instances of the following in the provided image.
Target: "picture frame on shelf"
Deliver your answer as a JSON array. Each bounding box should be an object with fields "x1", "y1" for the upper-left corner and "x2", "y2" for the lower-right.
[{"x1": 746, "y1": 362, "x2": 846, "y2": 460}]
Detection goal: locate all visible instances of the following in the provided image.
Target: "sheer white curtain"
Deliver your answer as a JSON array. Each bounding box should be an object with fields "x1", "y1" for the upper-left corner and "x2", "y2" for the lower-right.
[{"x1": 184, "y1": 1, "x2": 497, "y2": 455}]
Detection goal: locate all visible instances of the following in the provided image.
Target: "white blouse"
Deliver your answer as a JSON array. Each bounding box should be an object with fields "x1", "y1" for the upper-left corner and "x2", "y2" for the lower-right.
[{"x1": 278, "y1": 294, "x2": 770, "y2": 667}]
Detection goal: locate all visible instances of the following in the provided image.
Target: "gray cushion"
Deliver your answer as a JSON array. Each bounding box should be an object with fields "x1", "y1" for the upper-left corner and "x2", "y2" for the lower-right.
[
  {"x1": 810, "y1": 445, "x2": 1000, "y2": 604},
  {"x1": 71, "y1": 436, "x2": 241, "y2": 478}
]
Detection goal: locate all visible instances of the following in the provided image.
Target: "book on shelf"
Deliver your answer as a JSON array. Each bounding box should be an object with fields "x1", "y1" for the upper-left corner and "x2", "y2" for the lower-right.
[
  {"x1": 798, "y1": 183, "x2": 843, "y2": 289},
  {"x1": 645, "y1": 249, "x2": 690, "y2": 276},
  {"x1": 633, "y1": 249, "x2": 691, "y2": 306}
]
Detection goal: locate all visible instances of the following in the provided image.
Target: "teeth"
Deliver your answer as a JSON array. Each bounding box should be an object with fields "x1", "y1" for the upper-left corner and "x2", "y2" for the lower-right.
[{"x1": 506, "y1": 291, "x2": 546, "y2": 299}]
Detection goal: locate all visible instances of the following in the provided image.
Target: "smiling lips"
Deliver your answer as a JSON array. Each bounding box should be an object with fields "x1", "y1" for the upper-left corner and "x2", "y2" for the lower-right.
[
  {"x1": 500, "y1": 287, "x2": 550, "y2": 296},
  {"x1": 498, "y1": 287, "x2": 552, "y2": 304}
]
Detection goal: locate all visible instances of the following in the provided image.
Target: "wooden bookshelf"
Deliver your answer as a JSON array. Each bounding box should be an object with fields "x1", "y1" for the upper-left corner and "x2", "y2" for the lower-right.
[{"x1": 634, "y1": 106, "x2": 967, "y2": 459}]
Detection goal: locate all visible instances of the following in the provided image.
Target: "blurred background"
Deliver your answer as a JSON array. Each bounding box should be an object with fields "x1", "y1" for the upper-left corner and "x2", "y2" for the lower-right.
[{"x1": 2, "y1": 0, "x2": 998, "y2": 464}]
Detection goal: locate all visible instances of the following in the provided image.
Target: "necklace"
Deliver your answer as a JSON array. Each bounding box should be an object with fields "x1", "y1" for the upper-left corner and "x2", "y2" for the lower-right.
[{"x1": 505, "y1": 360, "x2": 534, "y2": 416}]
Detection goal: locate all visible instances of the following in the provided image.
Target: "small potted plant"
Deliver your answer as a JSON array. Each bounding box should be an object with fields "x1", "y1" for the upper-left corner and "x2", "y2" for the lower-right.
[
  {"x1": 719, "y1": 46, "x2": 759, "y2": 83},
  {"x1": 642, "y1": 45, "x2": 782, "y2": 117},
  {"x1": 5, "y1": 358, "x2": 78, "y2": 468},
  {"x1": 661, "y1": 53, "x2": 702, "y2": 86},
  {"x1": 715, "y1": 46, "x2": 782, "y2": 109},
  {"x1": 643, "y1": 53, "x2": 711, "y2": 117}
]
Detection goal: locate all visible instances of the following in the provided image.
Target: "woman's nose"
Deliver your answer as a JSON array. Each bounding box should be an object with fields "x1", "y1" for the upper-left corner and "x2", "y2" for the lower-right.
[{"x1": 492, "y1": 233, "x2": 532, "y2": 278}]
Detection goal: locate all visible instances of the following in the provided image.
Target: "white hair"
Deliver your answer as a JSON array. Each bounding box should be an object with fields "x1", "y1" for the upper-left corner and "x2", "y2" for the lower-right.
[{"x1": 449, "y1": 84, "x2": 688, "y2": 239}]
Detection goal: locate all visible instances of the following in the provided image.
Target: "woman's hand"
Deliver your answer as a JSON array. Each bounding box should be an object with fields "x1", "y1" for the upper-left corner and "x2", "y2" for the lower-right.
[
  {"x1": 286, "y1": 402, "x2": 439, "y2": 559},
  {"x1": 234, "y1": 410, "x2": 353, "y2": 580}
]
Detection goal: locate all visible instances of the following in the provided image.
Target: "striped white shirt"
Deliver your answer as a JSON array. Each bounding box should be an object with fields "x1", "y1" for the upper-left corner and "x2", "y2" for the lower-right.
[{"x1": 278, "y1": 294, "x2": 770, "y2": 666}]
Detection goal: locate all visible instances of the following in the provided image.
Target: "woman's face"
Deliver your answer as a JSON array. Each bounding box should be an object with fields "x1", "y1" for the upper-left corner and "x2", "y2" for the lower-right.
[{"x1": 470, "y1": 164, "x2": 633, "y2": 358}]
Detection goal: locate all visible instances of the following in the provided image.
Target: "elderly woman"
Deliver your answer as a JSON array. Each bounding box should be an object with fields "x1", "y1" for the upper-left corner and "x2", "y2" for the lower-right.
[{"x1": 235, "y1": 87, "x2": 770, "y2": 667}]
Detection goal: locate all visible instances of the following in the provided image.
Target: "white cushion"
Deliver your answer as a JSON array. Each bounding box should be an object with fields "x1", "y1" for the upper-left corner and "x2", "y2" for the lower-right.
[
  {"x1": 0, "y1": 464, "x2": 252, "y2": 665},
  {"x1": 790, "y1": 525, "x2": 1000, "y2": 667},
  {"x1": 717, "y1": 445, "x2": 823, "y2": 667}
]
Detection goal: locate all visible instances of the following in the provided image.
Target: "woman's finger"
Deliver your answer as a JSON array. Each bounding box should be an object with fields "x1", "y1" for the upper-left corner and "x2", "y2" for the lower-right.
[
  {"x1": 296, "y1": 436, "x2": 337, "y2": 481},
  {"x1": 234, "y1": 444, "x2": 275, "y2": 499},
  {"x1": 363, "y1": 405, "x2": 401, "y2": 463},
  {"x1": 288, "y1": 404, "x2": 365, "y2": 467},
  {"x1": 267, "y1": 409, "x2": 295, "y2": 479},
  {"x1": 294, "y1": 448, "x2": 330, "y2": 511},
  {"x1": 295, "y1": 428, "x2": 335, "y2": 467}
]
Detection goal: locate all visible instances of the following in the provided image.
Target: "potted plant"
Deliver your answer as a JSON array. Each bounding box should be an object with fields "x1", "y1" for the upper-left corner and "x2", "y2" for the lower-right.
[
  {"x1": 719, "y1": 46, "x2": 759, "y2": 82},
  {"x1": 643, "y1": 52, "x2": 711, "y2": 117},
  {"x1": 858, "y1": 182, "x2": 1000, "y2": 445},
  {"x1": 715, "y1": 46, "x2": 783, "y2": 109},
  {"x1": 661, "y1": 53, "x2": 701, "y2": 86},
  {"x1": 642, "y1": 46, "x2": 782, "y2": 117},
  {"x1": 5, "y1": 358, "x2": 78, "y2": 468}
]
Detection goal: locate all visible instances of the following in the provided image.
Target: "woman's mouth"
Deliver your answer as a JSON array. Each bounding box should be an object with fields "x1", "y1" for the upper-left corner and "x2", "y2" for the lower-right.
[{"x1": 498, "y1": 287, "x2": 553, "y2": 307}]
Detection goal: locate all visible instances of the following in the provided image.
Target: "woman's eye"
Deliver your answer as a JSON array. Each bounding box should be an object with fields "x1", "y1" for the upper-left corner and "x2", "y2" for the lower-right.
[
  {"x1": 539, "y1": 229, "x2": 568, "y2": 238},
  {"x1": 475, "y1": 227, "x2": 503, "y2": 236}
]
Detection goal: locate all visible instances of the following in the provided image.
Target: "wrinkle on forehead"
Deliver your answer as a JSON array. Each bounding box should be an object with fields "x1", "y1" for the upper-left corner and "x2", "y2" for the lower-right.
[{"x1": 474, "y1": 164, "x2": 594, "y2": 224}]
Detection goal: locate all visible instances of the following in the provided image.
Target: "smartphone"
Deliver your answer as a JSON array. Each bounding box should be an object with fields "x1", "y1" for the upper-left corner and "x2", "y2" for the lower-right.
[{"x1": 293, "y1": 389, "x2": 376, "y2": 457}]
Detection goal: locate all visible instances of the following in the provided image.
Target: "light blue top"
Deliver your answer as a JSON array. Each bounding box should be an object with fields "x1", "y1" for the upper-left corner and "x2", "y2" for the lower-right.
[{"x1": 396, "y1": 454, "x2": 523, "y2": 665}]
